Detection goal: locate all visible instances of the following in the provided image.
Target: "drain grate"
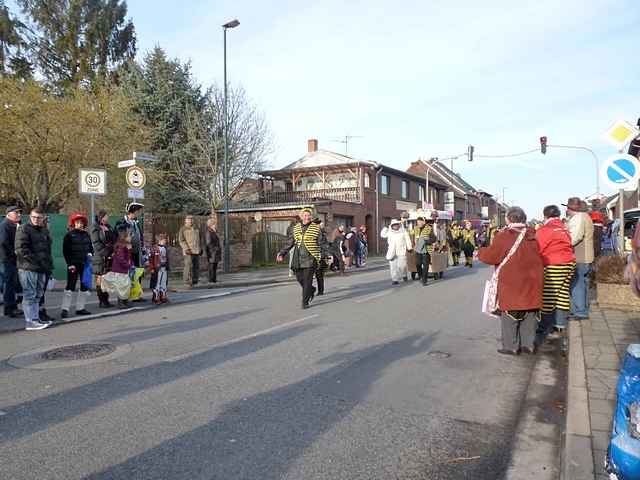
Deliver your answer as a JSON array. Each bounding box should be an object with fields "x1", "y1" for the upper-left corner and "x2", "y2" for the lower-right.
[
  {"x1": 41, "y1": 343, "x2": 116, "y2": 361},
  {"x1": 428, "y1": 350, "x2": 451, "y2": 359}
]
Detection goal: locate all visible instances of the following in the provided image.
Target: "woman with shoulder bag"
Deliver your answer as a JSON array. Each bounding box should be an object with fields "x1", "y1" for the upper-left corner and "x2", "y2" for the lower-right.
[
  {"x1": 479, "y1": 207, "x2": 544, "y2": 355},
  {"x1": 90, "y1": 210, "x2": 116, "y2": 308}
]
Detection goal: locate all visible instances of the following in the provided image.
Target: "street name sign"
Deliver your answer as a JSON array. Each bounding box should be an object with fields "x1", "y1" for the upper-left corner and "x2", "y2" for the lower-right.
[
  {"x1": 118, "y1": 159, "x2": 136, "y2": 168},
  {"x1": 601, "y1": 154, "x2": 640, "y2": 191},
  {"x1": 604, "y1": 120, "x2": 640, "y2": 151},
  {"x1": 127, "y1": 188, "x2": 144, "y2": 199},
  {"x1": 126, "y1": 166, "x2": 146, "y2": 189},
  {"x1": 78, "y1": 168, "x2": 107, "y2": 196},
  {"x1": 133, "y1": 151, "x2": 159, "y2": 162}
]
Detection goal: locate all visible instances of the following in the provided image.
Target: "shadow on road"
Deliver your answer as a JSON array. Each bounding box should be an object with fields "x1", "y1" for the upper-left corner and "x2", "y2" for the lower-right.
[
  {"x1": 0, "y1": 323, "x2": 319, "y2": 444},
  {"x1": 84, "y1": 332, "x2": 437, "y2": 480}
]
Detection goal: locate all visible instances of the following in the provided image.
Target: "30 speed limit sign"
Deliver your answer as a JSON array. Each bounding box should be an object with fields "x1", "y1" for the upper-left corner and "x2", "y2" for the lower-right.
[{"x1": 78, "y1": 168, "x2": 107, "y2": 196}]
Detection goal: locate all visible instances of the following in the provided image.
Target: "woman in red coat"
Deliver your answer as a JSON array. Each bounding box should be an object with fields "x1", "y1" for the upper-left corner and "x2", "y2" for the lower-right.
[
  {"x1": 535, "y1": 205, "x2": 576, "y2": 349},
  {"x1": 479, "y1": 207, "x2": 545, "y2": 355}
]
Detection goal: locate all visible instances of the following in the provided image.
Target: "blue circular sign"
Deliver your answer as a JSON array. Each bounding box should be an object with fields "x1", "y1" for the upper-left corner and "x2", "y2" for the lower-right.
[{"x1": 602, "y1": 154, "x2": 640, "y2": 191}]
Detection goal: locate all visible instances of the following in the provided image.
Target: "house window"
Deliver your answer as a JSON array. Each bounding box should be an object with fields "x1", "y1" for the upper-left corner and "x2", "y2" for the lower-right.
[
  {"x1": 401, "y1": 180, "x2": 409, "y2": 199},
  {"x1": 364, "y1": 173, "x2": 371, "y2": 189},
  {"x1": 381, "y1": 175, "x2": 390, "y2": 195},
  {"x1": 418, "y1": 185, "x2": 425, "y2": 202}
]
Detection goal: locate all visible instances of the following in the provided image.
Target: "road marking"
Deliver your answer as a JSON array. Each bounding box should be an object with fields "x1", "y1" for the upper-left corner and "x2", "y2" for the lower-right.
[
  {"x1": 163, "y1": 313, "x2": 319, "y2": 363},
  {"x1": 196, "y1": 291, "x2": 233, "y2": 300},
  {"x1": 355, "y1": 290, "x2": 391, "y2": 304}
]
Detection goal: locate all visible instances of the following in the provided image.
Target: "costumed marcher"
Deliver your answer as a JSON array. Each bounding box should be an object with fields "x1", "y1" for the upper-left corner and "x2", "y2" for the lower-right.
[
  {"x1": 478, "y1": 207, "x2": 544, "y2": 355},
  {"x1": 277, "y1": 208, "x2": 332, "y2": 309},
  {"x1": 535, "y1": 205, "x2": 576, "y2": 351},
  {"x1": 149, "y1": 233, "x2": 170, "y2": 304},
  {"x1": 205, "y1": 219, "x2": 221, "y2": 283},
  {"x1": 461, "y1": 221, "x2": 476, "y2": 267},
  {"x1": 115, "y1": 202, "x2": 145, "y2": 302},
  {"x1": 61, "y1": 212, "x2": 94, "y2": 318},
  {"x1": 358, "y1": 225, "x2": 368, "y2": 266},
  {"x1": 413, "y1": 215, "x2": 437, "y2": 286},
  {"x1": 90, "y1": 209, "x2": 116, "y2": 308},
  {"x1": 314, "y1": 218, "x2": 329, "y2": 295},
  {"x1": 381, "y1": 219, "x2": 413, "y2": 285},
  {"x1": 101, "y1": 226, "x2": 133, "y2": 309},
  {"x1": 331, "y1": 225, "x2": 346, "y2": 275},
  {"x1": 449, "y1": 221, "x2": 462, "y2": 266}
]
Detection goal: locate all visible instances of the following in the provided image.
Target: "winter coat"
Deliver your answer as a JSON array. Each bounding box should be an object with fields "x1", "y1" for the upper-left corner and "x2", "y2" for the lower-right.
[
  {"x1": 115, "y1": 217, "x2": 144, "y2": 267},
  {"x1": 15, "y1": 223, "x2": 53, "y2": 274},
  {"x1": 179, "y1": 225, "x2": 201, "y2": 256},
  {"x1": 110, "y1": 244, "x2": 132, "y2": 274},
  {"x1": 0, "y1": 218, "x2": 18, "y2": 264},
  {"x1": 278, "y1": 221, "x2": 330, "y2": 270},
  {"x1": 535, "y1": 218, "x2": 575, "y2": 266},
  {"x1": 205, "y1": 229, "x2": 222, "y2": 263},
  {"x1": 90, "y1": 222, "x2": 115, "y2": 274},
  {"x1": 63, "y1": 228, "x2": 93, "y2": 266},
  {"x1": 567, "y1": 212, "x2": 594, "y2": 264},
  {"x1": 478, "y1": 226, "x2": 544, "y2": 311},
  {"x1": 382, "y1": 226, "x2": 412, "y2": 260}
]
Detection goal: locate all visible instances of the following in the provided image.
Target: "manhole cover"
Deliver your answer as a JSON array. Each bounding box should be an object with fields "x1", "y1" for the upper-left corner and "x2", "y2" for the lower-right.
[
  {"x1": 41, "y1": 343, "x2": 116, "y2": 361},
  {"x1": 428, "y1": 350, "x2": 451, "y2": 359}
]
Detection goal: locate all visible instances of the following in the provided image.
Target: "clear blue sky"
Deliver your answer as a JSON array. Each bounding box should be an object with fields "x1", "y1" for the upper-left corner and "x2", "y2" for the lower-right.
[{"x1": 16, "y1": 0, "x2": 640, "y2": 218}]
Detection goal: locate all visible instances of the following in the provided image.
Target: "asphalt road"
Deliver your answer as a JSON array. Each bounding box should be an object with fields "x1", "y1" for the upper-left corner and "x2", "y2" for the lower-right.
[{"x1": 0, "y1": 263, "x2": 552, "y2": 479}]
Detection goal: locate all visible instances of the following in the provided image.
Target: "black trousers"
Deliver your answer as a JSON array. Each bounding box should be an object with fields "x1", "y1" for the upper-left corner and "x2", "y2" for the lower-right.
[
  {"x1": 295, "y1": 266, "x2": 316, "y2": 305},
  {"x1": 315, "y1": 263, "x2": 325, "y2": 294},
  {"x1": 415, "y1": 253, "x2": 431, "y2": 284},
  {"x1": 66, "y1": 263, "x2": 89, "y2": 291},
  {"x1": 208, "y1": 262, "x2": 218, "y2": 283}
]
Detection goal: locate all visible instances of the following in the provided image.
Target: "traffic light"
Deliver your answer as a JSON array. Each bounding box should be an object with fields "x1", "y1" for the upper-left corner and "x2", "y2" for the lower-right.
[
  {"x1": 468, "y1": 145, "x2": 474, "y2": 161},
  {"x1": 540, "y1": 136, "x2": 547, "y2": 154}
]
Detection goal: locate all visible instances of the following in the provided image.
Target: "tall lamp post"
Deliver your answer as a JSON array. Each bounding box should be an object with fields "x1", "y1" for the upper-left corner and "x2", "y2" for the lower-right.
[{"x1": 222, "y1": 18, "x2": 240, "y2": 274}]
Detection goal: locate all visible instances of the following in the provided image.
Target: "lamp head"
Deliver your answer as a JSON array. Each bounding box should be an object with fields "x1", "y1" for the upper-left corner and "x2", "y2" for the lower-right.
[{"x1": 223, "y1": 19, "x2": 240, "y2": 29}]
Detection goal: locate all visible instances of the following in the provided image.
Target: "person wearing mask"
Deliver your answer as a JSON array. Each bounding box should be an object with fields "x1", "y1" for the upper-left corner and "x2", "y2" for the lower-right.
[
  {"x1": 479, "y1": 207, "x2": 544, "y2": 355},
  {"x1": 0, "y1": 206, "x2": 22, "y2": 318},
  {"x1": 15, "y1": 208, "x2": 53, "y2": 330},
  {"x1": 90, "y1": 210, "x2": 115, "y2": 308},
  {"x1": 564, "y1": 197, "x2": 594, "y2": 320},
  {"x1": 276, "y1": 208, "x2": 332, "y2": 309},
  {"x1": 61, "y1": 212, "x2": 94, "y2": 318},
  {"x1": 179, "y1": 215, "x2": 202, "y2": 288},
  {"x1": 535, "y1": 205, "x2": 576, "y2": 351},
  {"x1": 381, "y1": 219, "x2": 413, "y2": 285},
  {"x1": 413, "y1": 215, "x2": 437, "y2": 286},
  {"x1": 205, "y1": 219, "x2": 221, "y2": 283}
]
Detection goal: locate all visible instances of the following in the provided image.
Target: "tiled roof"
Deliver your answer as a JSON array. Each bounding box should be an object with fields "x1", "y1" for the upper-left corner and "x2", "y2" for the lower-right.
[{"x1": 281, "y1": 150, "x2": 366, "y2": 169}]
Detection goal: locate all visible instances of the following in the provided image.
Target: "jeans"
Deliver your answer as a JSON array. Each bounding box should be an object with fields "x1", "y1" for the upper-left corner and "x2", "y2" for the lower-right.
[
  {"x1": 1, "y1": 262, "x2": 21, "y2": 311},
  {"x1": 18, "y1": 270, "x2": 46, "y2": 306},
  {"x1": 570, "y1": 263, "x2": 592, "y2": 318}
]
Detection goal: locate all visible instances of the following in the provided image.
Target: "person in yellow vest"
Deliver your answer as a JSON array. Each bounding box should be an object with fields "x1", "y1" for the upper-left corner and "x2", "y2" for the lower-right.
[
  {"x1": 462, "y1": 220, "x2": 476, "y2": 267},
  {"x1": 413, "y1": 215, "x2": 437, "y2": 286},
  {"x1": 449, "y1": 221, "x2": 462, "y2": 266},
  {"x1": 277, "y1": 208, "x2": 332, "y2": 309}
]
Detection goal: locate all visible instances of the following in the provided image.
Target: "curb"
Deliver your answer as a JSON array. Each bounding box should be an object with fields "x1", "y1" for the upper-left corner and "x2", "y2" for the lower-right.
[{"x1": 561, "y1": 320, "x2": 595, "y2": 479}]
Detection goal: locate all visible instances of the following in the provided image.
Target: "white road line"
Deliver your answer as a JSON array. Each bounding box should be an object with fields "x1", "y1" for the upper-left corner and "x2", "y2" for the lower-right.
[
  {"x1": 196, "y1": 291, "x2": 233, "y2": 300},
  {"x1": 355, "y1": 290, "x2": 391, "y2": 304},
  {"x1": 162, "y1": 313, "x2": 320, "y2": 363}
]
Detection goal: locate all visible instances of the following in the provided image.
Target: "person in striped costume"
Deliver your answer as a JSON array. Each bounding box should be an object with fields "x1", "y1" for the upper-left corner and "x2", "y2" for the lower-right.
[
  {"x1": 277, "y1": 208, "x2": 332, "y2": 309},
  {"x1": 414, "y1": 215, "x2": 437, "y2": 286},
  {"x1": 535, "y1": 205, "x2": 576, "y2": 350},
  {"x1": 461, "y1": 221, "x2": 476, "y2": 267},
  {"x1": 448, "y1": 222, "x2": 462, "y2": 266}
]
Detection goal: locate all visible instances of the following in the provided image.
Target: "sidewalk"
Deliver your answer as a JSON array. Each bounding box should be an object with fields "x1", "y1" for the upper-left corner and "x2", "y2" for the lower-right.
[
  {"x1": 563, "y1": 306, "x2": 640, "y2": 479},
  {"x1": 0, "y1": 257, "x2": 388, "y2": 334}
]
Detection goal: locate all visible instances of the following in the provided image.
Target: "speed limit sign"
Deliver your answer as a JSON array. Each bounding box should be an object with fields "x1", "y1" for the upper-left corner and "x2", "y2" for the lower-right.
[{"x1": 78, "y1": 168, "x2": 107, "y2": 196}]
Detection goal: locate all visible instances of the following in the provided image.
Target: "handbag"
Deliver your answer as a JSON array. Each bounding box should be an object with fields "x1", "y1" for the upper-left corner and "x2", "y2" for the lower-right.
[{"x1": 482, "y1": 228, "x2": 527, "y2": 318}]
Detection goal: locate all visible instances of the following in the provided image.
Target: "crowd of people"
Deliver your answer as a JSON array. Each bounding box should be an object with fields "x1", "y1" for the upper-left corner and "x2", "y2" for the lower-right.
[{"x1": 0, "y1": 203, "x2": 224, "y2": 331}]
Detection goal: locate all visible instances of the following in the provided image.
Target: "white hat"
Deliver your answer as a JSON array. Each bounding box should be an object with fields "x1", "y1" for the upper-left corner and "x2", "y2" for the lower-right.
[{"x1": 390, "y1": 219, "x2": 402, "y2": 227}]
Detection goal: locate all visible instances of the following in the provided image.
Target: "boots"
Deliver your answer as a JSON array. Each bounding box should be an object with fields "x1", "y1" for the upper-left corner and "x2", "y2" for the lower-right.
[
  {"x1": 152, "y1": 291, "x2": 161, "y2": 305},
  {"x1": 117, "y1": 298, "x2": 130, "y2": 309},
  {"x1": 75, "y1": 291, "x2": 91, "y2": 315},
  {"x1": 97, "y1": 286, "x2": 113, "y2": 308},
  {"x1": 60, "y1": 290, "x2": 72, "y2": 318},
  {"x1": 160, "y1": 292, "x2": 169, "y2": 304}
]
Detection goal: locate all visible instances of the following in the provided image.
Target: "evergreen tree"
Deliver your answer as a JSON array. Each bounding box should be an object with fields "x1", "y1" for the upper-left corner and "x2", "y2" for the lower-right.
[
  {"x1": 0, "y1": 0, "x2": 31, "y2": 77},
  {"x1": 16, "y1": 0, "x2": 136, "y2": 89}
]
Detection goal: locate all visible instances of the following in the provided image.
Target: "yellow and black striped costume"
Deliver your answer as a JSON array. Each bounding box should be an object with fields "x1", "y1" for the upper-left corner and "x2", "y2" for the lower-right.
[
  {"x1": 293, "y1": 222, "x2": 321, "y2": 262},
  {"x1": 462, "y1": 228, "x2": 475, "y2": 267},
  {"x1": 542, "y1": 263, "x2": 576, "y2": 314},
  {"x1": 414, "y1": 225, "x2": 434, "y2": 254}
]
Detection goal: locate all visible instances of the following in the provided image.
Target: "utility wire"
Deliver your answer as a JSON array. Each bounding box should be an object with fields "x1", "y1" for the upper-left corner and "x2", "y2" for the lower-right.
[{"x1": 475, "y1": 148, "x2": 539, "y2": 159}]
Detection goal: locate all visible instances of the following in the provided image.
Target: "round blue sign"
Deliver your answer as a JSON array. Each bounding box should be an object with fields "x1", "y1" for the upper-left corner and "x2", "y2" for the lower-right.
[
  {"x1": 602, "y1": 154, "x2": 640, "y2": 191},
  {"x1": 607, "y1": 158, "x2": 637, "y2": 184}
]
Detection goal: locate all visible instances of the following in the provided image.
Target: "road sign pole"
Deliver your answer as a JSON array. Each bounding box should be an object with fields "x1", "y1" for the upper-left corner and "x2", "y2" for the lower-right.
[
  {"x1": 90, "y1": 195, "x2": 95, "y2": 226},
  {"x1": 619, "y1": 188, "x2": 625, "y2": 256}
]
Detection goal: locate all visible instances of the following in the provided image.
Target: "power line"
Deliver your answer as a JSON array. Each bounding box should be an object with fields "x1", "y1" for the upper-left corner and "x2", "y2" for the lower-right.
[{"x1": 475, "y1": 148, "x2": 539, "y2": 159}]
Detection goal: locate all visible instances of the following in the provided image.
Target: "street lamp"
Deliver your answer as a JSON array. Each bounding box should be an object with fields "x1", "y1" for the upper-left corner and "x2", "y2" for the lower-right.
[{"x1": 222, "y1": 18, "x2": 240, "y2": 274}]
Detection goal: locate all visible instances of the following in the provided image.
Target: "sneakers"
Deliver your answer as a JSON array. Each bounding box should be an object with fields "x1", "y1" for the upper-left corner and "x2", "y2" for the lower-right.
[{"x1": 25, "y1": 320, "x2": 50, "y2": 331}]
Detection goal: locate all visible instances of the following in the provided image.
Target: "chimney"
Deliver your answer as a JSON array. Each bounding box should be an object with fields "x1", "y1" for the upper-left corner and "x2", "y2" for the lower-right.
[{"x1": 308, "y1": 139, "x2": 318, "y2": 153}]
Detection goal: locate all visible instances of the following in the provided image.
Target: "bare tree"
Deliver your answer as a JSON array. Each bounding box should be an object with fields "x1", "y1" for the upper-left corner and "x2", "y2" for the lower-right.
[{"x1": 164, "y1": 84, "x2": 272, "y2": 212}]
